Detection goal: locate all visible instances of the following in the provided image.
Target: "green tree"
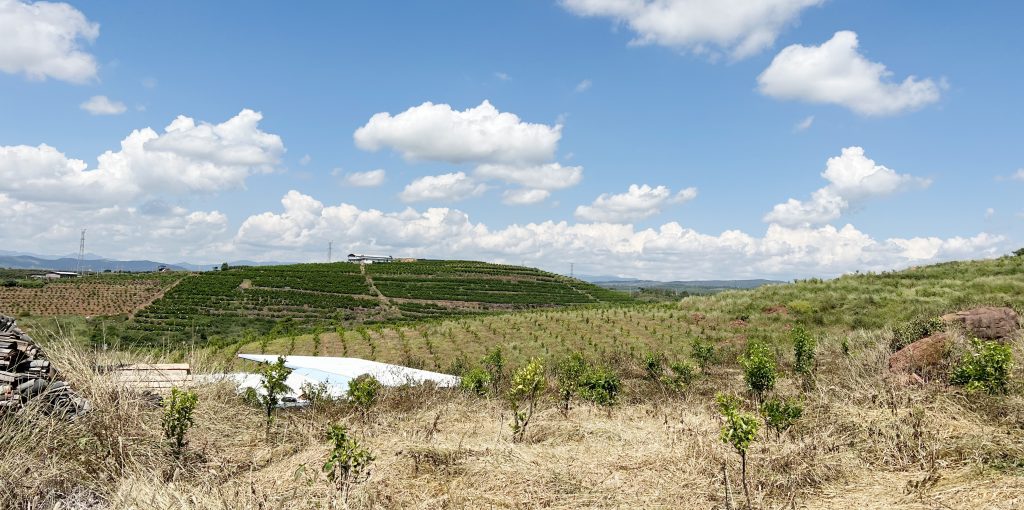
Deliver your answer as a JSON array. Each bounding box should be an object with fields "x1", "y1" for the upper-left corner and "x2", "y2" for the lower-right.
[
  {"x1": 482, "y1": 347, "x2": 505, "y2": 395},
  {"x1": 220, "y1": 262, "x2": 229, "y2": 271},
  {"x1": 323, "y1": 424, "x2": 374, "y2": 505},
  {"x1": 347, "y1": 374, "x2": 382, "y2": 420},
  {"x1": 760, "y1": 397, "x2": 802, "y2": 438},
  {"x1": 507, "y1": 358, "x2": 545, "y2": 442},
  {"x1": 717, "y1": 394, "x2": 759, "y2": 510},
  {"x1": 555, "y1": 352, "x2": 588, "y2": 416},
  {"x1": 740, "y1": 342, "x2": 777, "y2": 403},
  {"x1": 792, "y1": 325, "x2": 817, "y2": 377},
  {"x1": 1013, "y1": 247, "x2": 1024, "y2": 257},
  {"x1": 162, "y1": 387, "x2": 198, "y2": 460},
  {"x1": 691, "y1": 337, "x2": 715, "y2": 371},
  {"x1": 578, "y1": 365, "x2": 621, "y2": 410},
  {"x1": 459, "y1": 367, "x2": 490, "y2": 395},
  {"x1": 257, "y1": 356, "x2": 293, "y2": 433},
  {"x1": 642, "y1": 351, "x2": 665, "y2": 380}
]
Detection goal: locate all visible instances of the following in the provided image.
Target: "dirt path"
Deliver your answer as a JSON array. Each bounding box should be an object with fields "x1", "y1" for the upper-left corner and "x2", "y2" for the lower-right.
[{"x1": 129, "y1": 275, "x2": 184, "y2": 318}]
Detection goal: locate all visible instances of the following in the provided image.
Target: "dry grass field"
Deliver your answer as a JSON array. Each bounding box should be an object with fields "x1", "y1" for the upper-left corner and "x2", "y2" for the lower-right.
[{"x1": 4, "y1": 255, "x2": 1024, "y2": 509}]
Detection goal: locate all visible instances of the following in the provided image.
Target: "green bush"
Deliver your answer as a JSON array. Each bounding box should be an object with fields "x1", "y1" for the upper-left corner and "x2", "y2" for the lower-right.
[
  {"x1": 661, "y1": 361, "x2": 696, "y2": 389},
  {"x1": 323, "y1": 424, "x2": 374, "y2": 504},
  {"x1": 555, "y1": 352, "x2": 588, "y2": 415},
  {"x1": 760, "y1": 397, "x2": 802, "y2": 438},
  {"x1": 348, "y1": 374, "x2": 382, "y2": 418},
  {"x1": 891, "y1": 316, "x2": 944, "y2": 352},
  {"x1": 690, "y1": 338, "x2": 715, "y2": 370},
  {"x1": 507, "y1": 358, "x2": 545, "y2": 442},
  {"x1": 482, "y1": 347, "x2": 505, "y2": 394},
  {"x1": 579, "y1": 365, "x2": 621, "y2": 408},
  {"x1": 950, "y1": 339, "x2": 1013, "y2": 394},
  {"x1": 256, "y1": 356, "x2": 293, "y2": 433},
  {"x1": 162, "y1": 387, "x2": 198, "y2": 459},
  {"x1": 740, "y1": 342, "x2": 777, "y2": 402},
  {"x1": 642, "y1": 351, "x2": 665, "y2": 380},
  {"x1": 716, "y1": 393, "x2": 759, "y2": 509},
  {"x1": 459, "y1": 367, "x2": 491, "y2": 396},
  {"x1": 792, "y1": 326, "x2": 816, "y2": 376}
]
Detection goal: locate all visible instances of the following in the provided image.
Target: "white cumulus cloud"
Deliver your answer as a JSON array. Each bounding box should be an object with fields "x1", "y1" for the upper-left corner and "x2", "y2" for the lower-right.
[
  {"x1": 474, "y1": 162, "x2": 583, "y2": 190},
  {"x1": 575, "y1": 184, "x2": 697, "y2": 222},
  {"x1": 354, "y1": 100, "x2": 562, "y2": 165},
  {"x1": 758, "y1": 31, "x2": 943, "y2": 116},
  {"x1": 231, "y1": 190, "x2": 1005, "y2": 280},
  {"x1": 343, "y1": 169, "x2": 386, "y2": 187},
  {"x1": 0, "y1": 109, "x2": 284, "y2": 203},
  {"x1": 398, "y1": 172, "x2": 487, "y2": 203},
  {"x1": 561, "y1": 0, "x2": 822, "y2": 59},
  {"x1": 764, "y1": 146, "x2": 931, "y2": 226},
  {"x1": 503, "y1": 189, "x2": 551, "y2": 205},
  {"x1": 80, "y1": 95, "x2": 126, "y2": 115},
  {"x1": 0, "y1": 0, "x2": 100, "y2": 83}
]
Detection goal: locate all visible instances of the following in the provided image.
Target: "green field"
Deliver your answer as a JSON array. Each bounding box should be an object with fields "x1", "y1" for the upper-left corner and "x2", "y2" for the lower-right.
[{"x1": 94, "y1": 260, "x2": 635, "y2": 346}]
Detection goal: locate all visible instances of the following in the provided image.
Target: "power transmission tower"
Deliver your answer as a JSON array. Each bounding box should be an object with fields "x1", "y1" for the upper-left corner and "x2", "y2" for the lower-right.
[
  {"x1": 570, "y1": 262, "x2": 574, "y2": 278},
  {"x1": 77, "y1": 229, "x2": 86, "y2": 275},
  {"x1": 327, "y1": 241, "x2": 333, "y2": 263}
]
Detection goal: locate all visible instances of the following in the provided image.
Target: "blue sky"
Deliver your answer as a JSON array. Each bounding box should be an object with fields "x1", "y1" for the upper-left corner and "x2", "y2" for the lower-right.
[{"x1": 0, "y1": 0, "x2": 1021, "y2": 279}]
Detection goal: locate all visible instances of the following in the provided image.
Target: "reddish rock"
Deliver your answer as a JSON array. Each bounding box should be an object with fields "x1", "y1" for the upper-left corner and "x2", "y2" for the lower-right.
[
  {"x1": 888, "y1": 333, "x2": 953, "y2": 376},
  {"x1": 690, "y1": 313, "x2": 706, "y2": 324},
  {"x1": 763, "y1": 305, "x2": 789, "y2": 316},
  {"x1": 730, "y1": 319, "x2": 748, "y2": 328},
  {"x1": 940, "y1": 307, "x2": 1020, "y2": 340}
]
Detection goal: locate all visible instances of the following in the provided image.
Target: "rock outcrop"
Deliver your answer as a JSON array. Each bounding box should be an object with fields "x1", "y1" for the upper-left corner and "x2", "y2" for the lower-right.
[
  {"x1": 888, "y1": 332, "x2": 953, "y2": 377},
  {"x1": 940, "y1": 307, "x2": 1020, "y2": 340}
]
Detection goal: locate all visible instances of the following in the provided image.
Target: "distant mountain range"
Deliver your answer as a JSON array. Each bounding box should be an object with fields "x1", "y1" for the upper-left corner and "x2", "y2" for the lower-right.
[
  {"x1": 585, "y1": 277, "x2": 785, "y2": 293},
  {"x1": 0, "y1": 252, "x2": 295, "y2": 273}
]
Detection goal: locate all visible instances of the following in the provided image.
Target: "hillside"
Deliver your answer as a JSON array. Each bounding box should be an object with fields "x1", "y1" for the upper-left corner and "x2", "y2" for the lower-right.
[
  {"x1": 6, "y1": 254, "x2": 1024, "y2": 509},
  {"x1": 112, "y1": 260, "x2": 632, "y2": 345}
]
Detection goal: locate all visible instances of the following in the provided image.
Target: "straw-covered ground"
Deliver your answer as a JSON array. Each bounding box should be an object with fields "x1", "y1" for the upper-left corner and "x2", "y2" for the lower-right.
[{"x1": 3, "y1": 325, "x2": 1023, "y2": 510}]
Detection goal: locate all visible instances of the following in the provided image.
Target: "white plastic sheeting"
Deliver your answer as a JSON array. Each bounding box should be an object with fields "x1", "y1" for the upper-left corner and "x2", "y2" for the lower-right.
[{"x1": 236, "y1": 355, "x2": 461, "y2": 395}]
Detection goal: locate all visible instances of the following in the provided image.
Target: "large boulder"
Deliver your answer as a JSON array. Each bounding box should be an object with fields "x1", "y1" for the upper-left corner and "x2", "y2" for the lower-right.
[
  {"x1": 888, "y1": 332, "x2": 953, "y2": 377},
  {"x1": 940, "y1": 307, "x2": 1020, "y2": 340}
]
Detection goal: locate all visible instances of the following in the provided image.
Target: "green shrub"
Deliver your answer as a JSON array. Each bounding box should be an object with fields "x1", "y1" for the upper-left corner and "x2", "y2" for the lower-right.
[
  {"x1": 300, "y1": 381, "x2": 336, "y2": 408},
  {"x1": 256, "y1": 356, "x2": 293, "y2": 433},
  {"x1": 642, "y1": 351, "x2": 665, "y2": 380},
  {"x1": 482, "y1": 347, "x2": 505, "y2": 394},
  {"x1": 507, "y1": 358, "x2": 545, "y2": 442},
  {"x1": 348, "y1": 374, "x2": 382, "y2": 419},
  {"x1": 760, "y1": 397, "x2": 802, "y2": 438},
  {"x1": 740, "y1": 342, "x2": 777, "y2": 402},
  {"x1": 661, "y1": 361, "x2": 696, "y2": 389},
  {"x1": 323, "y1": 424, "x2": 374, "y2": 504},
  {"x1": 690, "y1": 338, "x2": 715, "y2": 370},
  {"x1": 555, "y1": 352, "x2": 588, "y2": 415},
  {"x1": 792, "y1": 326, "x2": 816, "y2": 376},
  {"x1": 579, "y1": 365, "x2": 621, "y2": 408},
  {"x1": 950, "y1": 339, "x2": 1013, "y2": 394},
  {"x1": 459, "y1": 367, "x2": 491, "y2": 396},
  {"x1": 161, "y1": 387, "x2": 198, "y2": 459},
  {"x1": 891, "y1": 317, "x2": 944, "y2": 352},
  {"x1": 716, "y1": 393, "x2": 759, "y2": 509}
]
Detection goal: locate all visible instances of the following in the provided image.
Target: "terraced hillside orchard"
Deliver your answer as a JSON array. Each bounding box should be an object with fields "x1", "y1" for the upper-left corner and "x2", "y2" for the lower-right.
[
  {"x1": 114, "y1": 261, "x2": 633, "y2": 346},
  {"x1": 0, "y1": 274, "x2": 179, "y2": 317}
]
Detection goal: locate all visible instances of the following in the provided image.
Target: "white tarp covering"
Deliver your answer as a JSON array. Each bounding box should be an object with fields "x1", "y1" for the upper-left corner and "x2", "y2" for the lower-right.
[
  {"x1": 236, "y1": 355, "x2": 461, "y2": 393},
  {"x1": 196, "y1": 371, "x2": 348, "y2": 400}
]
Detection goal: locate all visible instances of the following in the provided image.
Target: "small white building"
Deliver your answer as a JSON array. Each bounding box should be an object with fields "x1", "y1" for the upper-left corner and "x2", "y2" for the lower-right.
[{"x1": 347, "y1": 254, "x2": 394, "y2": 264}]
